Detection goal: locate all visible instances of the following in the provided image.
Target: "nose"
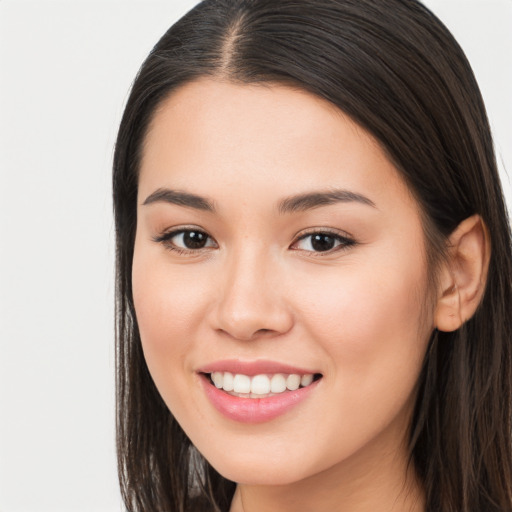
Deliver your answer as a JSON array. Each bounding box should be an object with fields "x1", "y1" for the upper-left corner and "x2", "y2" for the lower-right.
[{"x1": 211, "y1": 248, "x2": 294, "y2": 341}]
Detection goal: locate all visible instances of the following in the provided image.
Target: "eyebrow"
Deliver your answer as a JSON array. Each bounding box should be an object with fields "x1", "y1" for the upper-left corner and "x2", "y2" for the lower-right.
[
  {"x1": 142, "y1": 188, "x2": 216, "y2": 212},
  {"x1": 278, "y1": 189, "x2": 376, "y2": 214},
  {"x1": 142, "y1": 187, "x2": 376, "y2": 214}
]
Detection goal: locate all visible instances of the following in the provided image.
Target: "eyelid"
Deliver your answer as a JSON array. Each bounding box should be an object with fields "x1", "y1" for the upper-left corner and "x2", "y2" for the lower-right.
[
  {"x1": 293, "y1": 226, "x2": 354, "y2": 240},
  {"x1": 153, "y1": 225, "x2": 217, "y2": 253},
  {"x1": 290, "y1": 228, "x2": 357, "y2": 255},
  {"x1": 152, "y1": 225, "x2": 356, "y2": 256}
]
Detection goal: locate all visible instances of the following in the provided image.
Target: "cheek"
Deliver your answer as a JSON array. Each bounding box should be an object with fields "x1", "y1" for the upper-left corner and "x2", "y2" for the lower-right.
[
  {"x1": 131, "y1": 243, "x2": 209, "y2": 386},
  {"x1": 285, "y1": 256, "x2": 432, "y2": 468},
  {"x1": 297, "y1": 250, "x2": 431, "y2": 399}
]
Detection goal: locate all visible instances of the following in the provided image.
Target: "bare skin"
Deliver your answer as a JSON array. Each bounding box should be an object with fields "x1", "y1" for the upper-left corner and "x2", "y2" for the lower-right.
[
  {"x1": 132, "y1": 78, "x2": 489, "y2": 512},
  {"x1": 229, "y1": 402, "x2": 425, "y2": 512}
]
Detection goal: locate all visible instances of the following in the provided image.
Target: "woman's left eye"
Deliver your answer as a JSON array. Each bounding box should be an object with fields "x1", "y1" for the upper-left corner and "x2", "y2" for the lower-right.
[{"x1": 292, "y1": 232, "x2": 355, "y2": 254}]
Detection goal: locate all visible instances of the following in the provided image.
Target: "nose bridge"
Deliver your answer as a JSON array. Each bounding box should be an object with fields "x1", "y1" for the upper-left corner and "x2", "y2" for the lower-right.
[{"x1": 213, "y1": 241, "x2": 292, "y2": 340}]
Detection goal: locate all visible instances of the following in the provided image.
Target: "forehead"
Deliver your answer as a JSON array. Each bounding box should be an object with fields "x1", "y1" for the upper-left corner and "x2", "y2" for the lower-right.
[{"x1": 139, "y1": 77, "x2": 416, "y2": 213}]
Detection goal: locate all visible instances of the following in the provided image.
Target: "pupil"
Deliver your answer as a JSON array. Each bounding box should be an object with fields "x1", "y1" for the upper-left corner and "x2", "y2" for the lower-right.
[
  {"x1": 311, "y1": 234, "x2": 335, "y2": 252},
  {"x1": 184, "y1": 231, "x2": 207, "y2": 249}
]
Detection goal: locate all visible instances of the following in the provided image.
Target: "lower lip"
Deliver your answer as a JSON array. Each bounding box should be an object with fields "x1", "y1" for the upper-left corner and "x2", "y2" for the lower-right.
[{"x1": 200, "y1": 374, "x2": 321, "y2": 424}]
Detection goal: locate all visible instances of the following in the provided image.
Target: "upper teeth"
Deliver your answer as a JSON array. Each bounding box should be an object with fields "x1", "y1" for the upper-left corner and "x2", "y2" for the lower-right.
[{"x1": 210, "y1": 372, "x2": 314, "y2": 396}]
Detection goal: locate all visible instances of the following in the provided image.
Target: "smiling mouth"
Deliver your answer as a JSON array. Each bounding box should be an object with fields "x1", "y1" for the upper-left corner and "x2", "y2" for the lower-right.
[{"x1": 205, "y1": 371, "x2": 323, "y2": 399}]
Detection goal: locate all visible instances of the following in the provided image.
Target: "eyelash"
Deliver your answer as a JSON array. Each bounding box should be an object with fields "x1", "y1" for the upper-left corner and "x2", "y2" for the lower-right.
[
  {"x1": 153, "y1": 228, "x2": 216, "y2": 256},
  {"x1": 153, "y1": 227, "x2": 357, "y2": 257},
  {"x1": 293, "y1": 229, "x2": 356, "y2": 256}
]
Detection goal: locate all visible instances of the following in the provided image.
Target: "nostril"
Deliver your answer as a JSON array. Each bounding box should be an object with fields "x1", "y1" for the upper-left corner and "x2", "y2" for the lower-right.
[
  {"x1": 212, "y1": 288, "x2": 294, "y2": 341},
  {"x1": 255, "y1": 328, "x2": 274, "y2": 335},
  {"x1": 216, "y1": 326, "x2": 281, "y2": 342}
]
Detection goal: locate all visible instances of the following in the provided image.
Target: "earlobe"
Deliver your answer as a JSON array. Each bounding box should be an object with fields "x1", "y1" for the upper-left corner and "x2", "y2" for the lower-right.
[{"x1": 434, "y1": 215, "x2": 491, "y2": 332}]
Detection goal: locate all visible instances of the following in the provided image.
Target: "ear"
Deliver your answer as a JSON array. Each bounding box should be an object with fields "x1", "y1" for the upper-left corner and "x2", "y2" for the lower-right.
[{"x1": 434, "y1": 215, "x2": 491, "y2": 332}]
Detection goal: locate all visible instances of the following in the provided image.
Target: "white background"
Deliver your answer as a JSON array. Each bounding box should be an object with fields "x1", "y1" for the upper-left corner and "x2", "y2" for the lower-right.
[{"x1": 0, "y1": 1, "x2": 510, "y2": 511}]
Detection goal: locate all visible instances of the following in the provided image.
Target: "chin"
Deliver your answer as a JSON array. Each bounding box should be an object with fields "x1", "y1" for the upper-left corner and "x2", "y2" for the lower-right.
[
  {"x1": 193, "y1": 438, "x2": 329, "y2": 487},
  {"x1": 210, "y1": 459, "x2": 310, "y2": 486}
]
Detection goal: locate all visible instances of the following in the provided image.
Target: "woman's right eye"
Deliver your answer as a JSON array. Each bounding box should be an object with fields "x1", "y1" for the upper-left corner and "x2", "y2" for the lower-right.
[{"x1": 154, "y1": 229, "x2": 217, "y2": 253}]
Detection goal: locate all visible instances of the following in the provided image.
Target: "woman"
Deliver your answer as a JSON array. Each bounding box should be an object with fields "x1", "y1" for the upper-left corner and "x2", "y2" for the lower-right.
[{"x1": 113, "y1": 0, "x2": 512, "y2": 510}]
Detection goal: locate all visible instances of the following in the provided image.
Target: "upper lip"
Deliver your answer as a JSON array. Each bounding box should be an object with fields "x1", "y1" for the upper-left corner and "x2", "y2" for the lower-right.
[{"x1": 197, "y1": 359, "x2": 320, "y2": 376}]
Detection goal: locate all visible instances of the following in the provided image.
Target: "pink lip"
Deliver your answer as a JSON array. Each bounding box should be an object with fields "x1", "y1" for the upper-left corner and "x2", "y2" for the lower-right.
[
  {"x1": 199, "y1": 373, "x2": 321, "y2": 424},
  {"x1": 197, "y1": 359, "x2": 318, "y2": 376}
]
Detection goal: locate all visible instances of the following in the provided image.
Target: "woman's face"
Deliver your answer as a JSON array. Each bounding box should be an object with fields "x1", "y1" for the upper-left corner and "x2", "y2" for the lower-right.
[{"x1": 133, "y1": 78, "x2": 435, "y2": 485}]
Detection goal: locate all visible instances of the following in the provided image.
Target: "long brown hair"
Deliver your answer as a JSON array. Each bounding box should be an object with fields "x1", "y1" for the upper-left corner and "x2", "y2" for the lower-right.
[{"x1": 113, "y1": 1, "x2": 512, "y2": 510}]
